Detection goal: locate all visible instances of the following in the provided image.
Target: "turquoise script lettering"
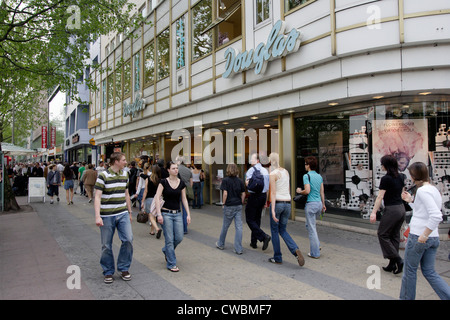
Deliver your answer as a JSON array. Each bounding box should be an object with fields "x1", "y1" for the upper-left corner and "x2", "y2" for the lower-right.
[
  {"x1": 123, "y1": 93, "x2": 146, "y2": 118},
  {"x1": 223, "y1": 20, "x2": 301, "y2": 78}
]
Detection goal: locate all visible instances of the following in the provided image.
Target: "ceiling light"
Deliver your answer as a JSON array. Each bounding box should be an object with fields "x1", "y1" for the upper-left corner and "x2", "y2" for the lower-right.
[
  {"x1": 250, "y1": 116, "x2": 258, "y2": 120},
  {"x1": 328, "y1": 102, "x2": 339, "y2": 106},
  {"x1": 419, "y1": 92, "x2": 432, "y2": 96},
  {"x1": 373, "y1": 96, "x2": 384, "y2": 99}
]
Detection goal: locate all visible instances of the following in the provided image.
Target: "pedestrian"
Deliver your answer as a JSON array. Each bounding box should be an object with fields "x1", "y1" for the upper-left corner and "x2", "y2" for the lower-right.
[
  {"x1": 245, "y1": 153, "x2": 271, "y2": 250},
  {"x1": 143, "y1": 165, "x2": 162, "y2": 238},
  {"x1": 216, "y1": 163, "x2": 246, "y2": 255},
  {"x1": 268, "y1": 153, "x2": 305, "y2": 266},
  {"x1": 154, "y1": 161, "x2": 191, "y2": 272},
  {"x1": 47, "y1": 164, "x2": 61, "y2": 204},
  {"x1": 70, "y1": 162, "x2": 79, "y2": 194},
  {"x1": 176, "y1": 156, "x2": 193, "y2": 234},
  {"x1": 82, "y1": 164, "x2": 98, "y2": 203},
  {"x1": 400, "y1": 162, "x2": 450, "y2": 300},
  {"x1": 192, "y1": 164, "x2": 203, "y2": 209},
  {"x1": 94, "y1": 152, "x2": 133, "y2": 284},
  {"x1": 62, "y1": 164, "x2": 75, "y2": 205},
  {"x1": 134, "y1": 162, "x2": 150, "y2": 212},
  {"x1": 78, "y1": 162, "x2": 87, "y2": 196},
  {"x1": 296, "y1": 156, "x2": 326, "y2": 259},
  {"x1": 370, "y1": 155, "x2": 406, "y2": 273},
  {"x1": 128, "y1": 161, "x2": 139, "y2": 206}
]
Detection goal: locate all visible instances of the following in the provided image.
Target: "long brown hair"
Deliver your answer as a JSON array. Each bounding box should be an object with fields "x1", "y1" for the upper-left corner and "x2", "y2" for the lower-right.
[{"x1": 150, "y1": 165, "x2": 161, "y2": 185}]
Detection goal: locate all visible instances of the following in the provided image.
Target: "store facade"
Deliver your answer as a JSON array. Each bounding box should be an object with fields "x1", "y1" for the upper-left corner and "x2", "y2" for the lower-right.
[{"x1": 89, "y1": 0, "x2": 450, "y2": 232}]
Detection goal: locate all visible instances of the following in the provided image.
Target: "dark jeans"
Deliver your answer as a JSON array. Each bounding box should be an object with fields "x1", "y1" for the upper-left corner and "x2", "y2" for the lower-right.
[
  {"x1": 245, "y1": 192, "x2": 268, "y2": 245},
  {"x1": 193, "y1": 182, "x2": 201, "y2": 208},
  {"x1": 377, "y1": 204, "x2": 405, "y2": 259}
]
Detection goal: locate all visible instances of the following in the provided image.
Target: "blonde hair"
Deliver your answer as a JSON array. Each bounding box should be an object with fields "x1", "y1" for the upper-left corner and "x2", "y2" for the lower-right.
[{"x1": 269, "y1": 152, "x2": 280, "y2": 169}]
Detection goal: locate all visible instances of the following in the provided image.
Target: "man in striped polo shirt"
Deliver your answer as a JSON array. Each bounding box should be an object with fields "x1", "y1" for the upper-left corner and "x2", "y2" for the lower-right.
[{"x1": 94, "y1": 152, "x2": 133, "y2": 284}]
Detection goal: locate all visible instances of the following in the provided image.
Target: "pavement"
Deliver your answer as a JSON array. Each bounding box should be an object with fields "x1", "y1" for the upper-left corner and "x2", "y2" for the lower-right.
[{"x1": 1, "y1": 190, "x2": 449, "y2": 301}]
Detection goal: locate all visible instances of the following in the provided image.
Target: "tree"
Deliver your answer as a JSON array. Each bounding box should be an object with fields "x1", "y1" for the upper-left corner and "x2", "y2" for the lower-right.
[{"x1": 0, "y1": 0, "x2": 147, "y2": 210}]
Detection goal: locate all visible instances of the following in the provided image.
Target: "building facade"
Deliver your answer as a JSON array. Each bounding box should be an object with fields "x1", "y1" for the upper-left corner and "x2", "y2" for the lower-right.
[{"x1": 89, "y1": 0, "x2": 450, "y2": 232}]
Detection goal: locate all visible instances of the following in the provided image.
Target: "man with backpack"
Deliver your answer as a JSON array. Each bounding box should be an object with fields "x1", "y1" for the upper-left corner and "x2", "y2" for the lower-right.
[{"x1": 245, "y1": 153, "x2": 271, "y2": 250}]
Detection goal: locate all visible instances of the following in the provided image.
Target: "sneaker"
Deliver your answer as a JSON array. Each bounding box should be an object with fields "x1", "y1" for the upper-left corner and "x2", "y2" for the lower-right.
[
  {"x1": 234, "y1": 250, "x2": 243, "y2": 255},
  {"x1": 88, "y1": 199, "x2": 92, "y2": 203},
  {"x1": 50, "y1": 200, "x2": 54, "y2": 204},
  {"x1": 120, "y1": 271, "x2": 132, "y2": 281},
  {"x1": 215, "y1": 241, "x2": 224, "y2": 250},
  {"x1": 307, "y1": 253, "x2": 320, "y2": 259},
  {"x1": 104, "y1": 274, "x2": 114, "y2": 284}
]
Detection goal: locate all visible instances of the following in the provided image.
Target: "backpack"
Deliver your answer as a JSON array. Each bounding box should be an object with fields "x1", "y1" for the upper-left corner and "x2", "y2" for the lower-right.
[{"x1": 247, "y1": 167, "x2": 265, "y2": 193}]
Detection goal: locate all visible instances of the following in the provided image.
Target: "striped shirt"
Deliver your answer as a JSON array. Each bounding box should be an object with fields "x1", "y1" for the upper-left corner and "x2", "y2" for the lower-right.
[{"x1": 94, "y1": 167, "x2": 129, "y2": 217}]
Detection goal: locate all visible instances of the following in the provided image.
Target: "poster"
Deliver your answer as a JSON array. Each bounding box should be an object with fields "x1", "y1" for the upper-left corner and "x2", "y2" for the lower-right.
[
  {"x1": 319, "y1": 131, "x2": 344, "y2": 184},
  {"x1": 372, "y1": 119, "x2": 428, "y2": 189}
]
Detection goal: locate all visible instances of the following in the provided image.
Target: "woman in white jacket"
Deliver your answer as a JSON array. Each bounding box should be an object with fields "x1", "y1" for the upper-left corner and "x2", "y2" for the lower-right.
[{"x1": 400, "y1": 162, "x2": 450, "y2": 300}]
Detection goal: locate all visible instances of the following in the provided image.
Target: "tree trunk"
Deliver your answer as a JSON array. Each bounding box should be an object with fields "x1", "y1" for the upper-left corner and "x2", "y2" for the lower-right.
[{"x1": 3, "y1": 165, "x2": 20, "y2": 211}]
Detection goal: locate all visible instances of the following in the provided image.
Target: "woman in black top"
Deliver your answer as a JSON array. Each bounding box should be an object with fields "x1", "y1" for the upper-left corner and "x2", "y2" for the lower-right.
[
  {"x1": 370, "y1": 155, "x2": 406, "y2": 274},
  {"x1": 154, "y1": 162, "x2": 191, "y2": 272},
  {"x1": 143, "y1": 165, "x2": 161, "y2": 238}
]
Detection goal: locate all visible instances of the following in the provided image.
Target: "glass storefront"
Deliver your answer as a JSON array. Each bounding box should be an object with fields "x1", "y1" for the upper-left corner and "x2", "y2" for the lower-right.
[{"x1": 295, "y1": 98, "x2": 450, "y2": 223}]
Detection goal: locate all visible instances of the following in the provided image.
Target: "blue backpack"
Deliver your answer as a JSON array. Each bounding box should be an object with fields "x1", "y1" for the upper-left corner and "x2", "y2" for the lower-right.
[{"x1": 247, "y1": 168, "x2": 264, "y2": 193}]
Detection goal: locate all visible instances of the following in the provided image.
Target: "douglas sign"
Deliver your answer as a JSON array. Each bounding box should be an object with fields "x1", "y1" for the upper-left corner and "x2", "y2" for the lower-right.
[{"x1": 222, "y1": 20, "x2": 301, "y2": 79}]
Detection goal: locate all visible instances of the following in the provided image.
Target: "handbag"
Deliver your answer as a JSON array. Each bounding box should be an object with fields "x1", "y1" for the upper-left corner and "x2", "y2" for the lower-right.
[
  {"x1": 149, "y1": 196, "x2": 165, "y2": 217},
  {"x1": 294, "y1": 173, "x2": 310, "y2": 209},
  {"x1": 136, "y1": 211, "x2": 149, "y2": 223}
]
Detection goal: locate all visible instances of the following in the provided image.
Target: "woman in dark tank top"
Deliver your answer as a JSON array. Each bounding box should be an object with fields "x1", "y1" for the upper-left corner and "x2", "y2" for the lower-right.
[{"x1": 370, "y1": 155, "x2": 406, "y2": 274}]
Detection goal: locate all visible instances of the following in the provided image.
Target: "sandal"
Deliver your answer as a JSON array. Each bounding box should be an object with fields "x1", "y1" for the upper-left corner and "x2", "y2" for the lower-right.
[{"x1": 169, "y1": 266, "x2": 179, "y2": 272}]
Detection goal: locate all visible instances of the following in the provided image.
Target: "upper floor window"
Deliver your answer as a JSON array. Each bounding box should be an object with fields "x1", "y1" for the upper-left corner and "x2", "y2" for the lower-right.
[
  {"x1": 176, "y1": 16, "x2": 186, "y2": 69},
  {"x1": 192, "y1": 0, "x2": 213, "y2": 61},
  {"x1": 256, "y1": 0, "x2": 270, "y2": 25},
  {"x1": 216, "y1": 0, "x2": 242, "y2": 47},
  {"x1": 123, "y1": 60, "x2": 132, "y2": 98},
  {"x1": 157, "y1": 28, "x2": 170, "y2": 80},
  {"x1": 144, "y1": 42, "x2": 155, "y2": 85},
  {"x1": 285, "y1": 0, "x2": 312, "y2": 13}
]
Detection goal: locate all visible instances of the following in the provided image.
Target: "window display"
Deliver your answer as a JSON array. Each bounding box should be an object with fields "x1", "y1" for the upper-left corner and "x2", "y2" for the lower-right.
[{"x1": 295, "y1": 101, "x2": 450, "y2": 222}]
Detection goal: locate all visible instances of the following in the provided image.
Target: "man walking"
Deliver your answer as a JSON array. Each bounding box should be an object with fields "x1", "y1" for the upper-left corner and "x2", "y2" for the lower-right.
[
  {"x1": 245, "y1": 153, "x2": 271, "y2": 250},
  {"x1": 94, "y1": 152, "x2": 133, "y2": 284}
]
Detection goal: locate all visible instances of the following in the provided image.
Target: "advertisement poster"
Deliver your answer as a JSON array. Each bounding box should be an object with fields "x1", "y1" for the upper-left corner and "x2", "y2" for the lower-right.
[
  {"x1": 319, "y1": 131, "x2": 344, "y2": 184},
  {"x1": 372, "y1": 119, "x2": 428, "y2": 188}
]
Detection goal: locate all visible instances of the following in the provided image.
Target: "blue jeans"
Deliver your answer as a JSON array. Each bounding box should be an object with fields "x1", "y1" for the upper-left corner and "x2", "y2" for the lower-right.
[
  {"x1": 269, "y1": 202, "x2": 299, "y2": 262},
  {"x1": 400, "y1": 234, "x2": 450, "y2": 300},
  {"x1": 161, "y1": 211, "x2": 184, "y2": 269},
  {"x1": 100, "y1": 212, "x2": 133, "y2": 276},
  {"x1": 137, "y1": 188, "x2": 145, "y2": 211},
  {"x1": 218, "y1": 205, "x2": 243, "y2": 253},
  {"x1": 305, "y1": 201, "x2": 322, "y2": 258}
]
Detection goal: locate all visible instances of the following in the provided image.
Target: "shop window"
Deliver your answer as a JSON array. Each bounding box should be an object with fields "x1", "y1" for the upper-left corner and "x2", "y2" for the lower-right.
[
  {"x1": 134, "y1": 52, "x2": 141, "y2": 92},
  {"x1": 107, "y1": 73, "x2": 114, "y2": 107},
  {"x1": 176, "y1": 17, "x2": 186, "y2": 69},
  {"x1": 157, "y1": 28, "x2": 170, "y2": 80},
  {"x1": 285, "y1": 0, "x2": 312, "y2": 13},
  {"x1": 255, "y1": 0, "x2": 270, "y2": 26},
  {"x1": 144, "y1": 42, "x2": 155, "y2": 85},
  {"x1": 192, "y1": 0, "x2": 213, "y2": 61},
  {"x1": 123, "y1": 59, "x2": 131, "y2": 97},
  {"x1": 295, "y1": 101, "x2": 450, "y2": 221},
  {"x1": 115, "y1": 67, "x2": 122, "y2": 103}
]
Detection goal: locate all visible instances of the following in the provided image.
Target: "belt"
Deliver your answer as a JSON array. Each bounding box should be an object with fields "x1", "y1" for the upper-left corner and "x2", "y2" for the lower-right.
[
  {"x1": 161, "y1": 209, "x2": 181, "y2": 214},
  {"x1": 276, "y1": 200, "x2": 291, "y2": 203}
]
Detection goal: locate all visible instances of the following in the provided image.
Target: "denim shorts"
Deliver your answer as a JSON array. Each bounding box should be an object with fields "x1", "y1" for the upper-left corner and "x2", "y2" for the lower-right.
[{"x1": 64, "y1": 179, "x2": 74, "y2": 190}]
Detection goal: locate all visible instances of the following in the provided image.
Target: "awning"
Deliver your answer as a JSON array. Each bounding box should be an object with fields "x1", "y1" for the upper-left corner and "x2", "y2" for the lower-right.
[{"x1": 1, "y1": 143, "x2": 38, "y2": 156}]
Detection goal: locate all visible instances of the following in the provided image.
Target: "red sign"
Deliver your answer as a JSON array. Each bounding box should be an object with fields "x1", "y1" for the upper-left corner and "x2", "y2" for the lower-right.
[
  {"x1": 50, "y1": 127, "x2": 56, "y2": 148},
  {"x1": 41, "y1": 126, "x2": 47, "y2": 148}
]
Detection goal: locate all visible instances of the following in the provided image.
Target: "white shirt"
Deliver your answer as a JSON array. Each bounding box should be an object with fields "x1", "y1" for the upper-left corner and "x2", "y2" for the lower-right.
[{"x1": 409, "y1": 184, "x2": 443, "y2": 238}]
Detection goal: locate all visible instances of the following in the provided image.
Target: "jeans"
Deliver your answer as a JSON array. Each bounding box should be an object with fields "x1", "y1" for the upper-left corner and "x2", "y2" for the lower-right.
[
  {"x1": 269, "y1": 202, "x2": 299, "y2": 262},
  {"x1": 305, "y1": 201, "x2": 322, "y2": 258},
  {"x1": 137, "y1": 188, "x2": 145, "y2": 211},
  {"x1": 144, "y1": 197, "x2": 153, "y2": 214},
  {"x1": 218, "y1": 205, "x2": 243, "y2": 253},
  {"x1": 400, "y1": 234, "x2": 450, "y2": 300},
  {"x1": 193, "y1": 182, "x2": 201, "y2": 208},
  {"x1": 161, "y1": 211, "x2": 184, "y2": 269},
  {"x1": 100, "y1": 212, "x2": 133, "y2": 276}
]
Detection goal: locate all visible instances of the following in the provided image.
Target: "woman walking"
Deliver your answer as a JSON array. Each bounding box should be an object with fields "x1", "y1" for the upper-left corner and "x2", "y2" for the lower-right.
[
  {"x1": 135, "y1": 162, "x2": 150, "y2": 212},
  {"x1": 154, "y1": 162, "x2": 191, "y2": 272},
  {"x1": 143, "y1": 165, "x2": 162, "y2": 238},
  {"x1": 296, "y1": 156, "x2": 326, "y2": 259},
  {"x1": 47, "y1": 165, "x2": 61, "y2": 204},
  {"x1": 268, "y1": 153, "x2": 305, "y2": 266},
  {"x1": 400, "y1": 162, "x2": 450, "y2": 300},
  {"x1": 370, "y1": 155, "x2": 406, "y2": 274},
  {"x1": 62, "y1": 164, "x2": 75, "y2": 205},
  {"x1": 216, "y1": 163, "x2": 246, "y2": 254},
  {"x1": 192, "y1": 164, "x2": 203, "y2": 209}
]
